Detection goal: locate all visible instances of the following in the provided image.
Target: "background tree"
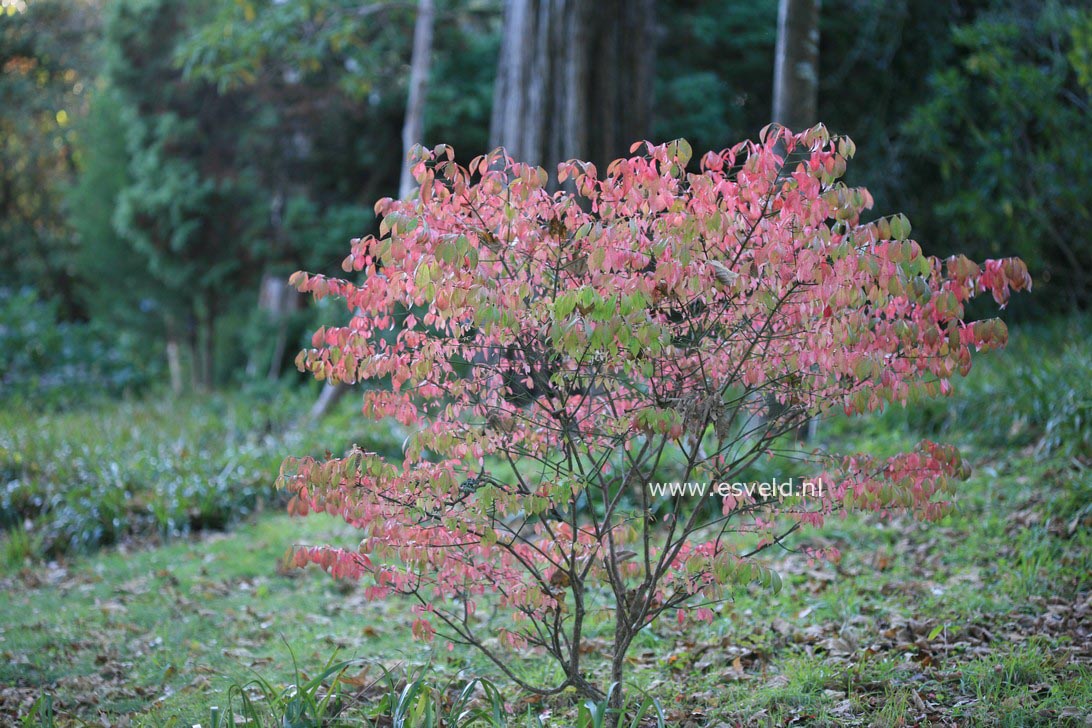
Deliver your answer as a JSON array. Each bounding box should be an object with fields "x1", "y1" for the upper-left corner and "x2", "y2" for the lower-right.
[
  {"x1": 0, "y1": 0, "x2": 100, "y2": 316},
  {"x1": 654, "y1": 0, "x2": 778, "y2": 154},
  {"x1": 73, "y1": 0, "x2": 468, "y2": 389},
  {"x1": 308, "y1": 0, "x2": 441, "y2": 421},
  {"x1": 900, "y1": 1, "x2": 1091, "y2": 311},
  {"x1": 772, "y1": 0, "x2": 820, "y2": 131},
  {"x1": 815, "y1": 0, "x2": 975, "y2": 223},
  {"x1": 178, "y1": 1, "x2": 497, "y2": 390},
  {"x1": 158, "y1": 0, "x2": 417, "y2": 387},
  {"x1": 97, "y1": 0, "x2": 268, "y2": 390},
  {"x1": 3, "y1": 0, "x2": 1086, "y2": 408},
  {"x1": 770, "y1": 0, "x2": 821, "y2": 439},
  {"x1": 401, "y1": 0, "x2": 436, "y2": 200},
  {"x1": 489, "y1": 0, "x2": 654, "y2": 172}
]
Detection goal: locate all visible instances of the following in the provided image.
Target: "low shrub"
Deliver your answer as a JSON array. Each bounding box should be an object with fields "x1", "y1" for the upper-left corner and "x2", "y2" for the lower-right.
[
  {"x1": 0, "y1": 389, "x2": 402, "y2": 562},
  {"x1": 0, "y1": 287, "x2": 159, "y2": 409}
]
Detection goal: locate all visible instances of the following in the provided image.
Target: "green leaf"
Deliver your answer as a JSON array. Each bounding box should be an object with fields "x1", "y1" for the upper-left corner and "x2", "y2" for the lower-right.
[
  {"x1": 556, "y1": 292, "x2": 577, "y2": 320},
  {"x1": 414, "y1": 264, "x2": 431, "y2": 289},
  {"x1": 890, "y1": 213, "x2": 912, "y2": 241},
  {"x1": 580, "y1": 287, "x2": 598, "y2": 309},
  {"x1": 676, "y1": 138, "x2": 693, "y2": 166}
]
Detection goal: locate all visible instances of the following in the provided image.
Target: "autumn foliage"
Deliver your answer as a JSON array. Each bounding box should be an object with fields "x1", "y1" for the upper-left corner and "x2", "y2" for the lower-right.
[{"x1": 279, "y1": 126, "x2": 1029, "y2": 700}]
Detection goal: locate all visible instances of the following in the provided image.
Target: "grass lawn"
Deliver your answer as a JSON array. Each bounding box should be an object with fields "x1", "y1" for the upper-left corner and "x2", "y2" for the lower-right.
[
  {"x1": 0, "y1": 512, "x2": 429, "y2": 724},
  {"x1": 1, "y1": 318, "x2": 1089, "y2": 726}
]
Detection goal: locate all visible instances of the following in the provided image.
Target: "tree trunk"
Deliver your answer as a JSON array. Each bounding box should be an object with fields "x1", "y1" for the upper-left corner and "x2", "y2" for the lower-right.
[
  {"x1": 609, "y1": 625, "x2": 633, "y2": 711},
  {"x1": 188, "y1": 328, "x2": 200, "y2": 393},
  {"x1": 772, "y1": 0, "x2": 821, "y2": 443},
  {"x1": 247, "y1": 273, "x2": 301, "y2": 381},
  {"x1": 772, "y1": 0, "x2": 821, "y2": 132},
  {"x1": 399, "y1": 0, "x2": 435, "y2": 200},
  {"x1": 196, "y1": 308, "x2": 215, "y2": 391},
  {"x1": 309, "y1": 0, "x2": 437, "y2": 422},
  {"x1": 489, "y1": 0, "x2": 654, "y2": 174},
  {"x1": 165, "y1": 316, "x2": 184, "y2": 396}
]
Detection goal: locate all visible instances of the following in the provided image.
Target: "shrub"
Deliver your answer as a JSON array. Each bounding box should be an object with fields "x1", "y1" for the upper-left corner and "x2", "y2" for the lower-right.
[
  {"x1": 281, "y1": 127, "x2": 1028, "y2": 707},
  {"x1": 0, "y1": 287, "x2": 159, "y2": 408}
]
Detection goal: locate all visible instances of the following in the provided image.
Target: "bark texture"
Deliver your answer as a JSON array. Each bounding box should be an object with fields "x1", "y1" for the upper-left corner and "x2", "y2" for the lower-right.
[
  {"x1": 399, "y1": 0, "x2": 435, "y2": 199},
  {"x1": 772, "y1": 0, "x2": 821, "y2": 131},
  {"x1": 489, "y1": 0, "x2": 655, "y2": 172}
]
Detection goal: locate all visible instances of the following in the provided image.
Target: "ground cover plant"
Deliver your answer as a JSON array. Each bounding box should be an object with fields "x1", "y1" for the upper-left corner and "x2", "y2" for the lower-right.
[
  {"x1": 280, "y1": 127, "x2": 1031, "y2": 709},
  {"x1": 0, "y1": 387, "x2": 401, "y2": 565}
]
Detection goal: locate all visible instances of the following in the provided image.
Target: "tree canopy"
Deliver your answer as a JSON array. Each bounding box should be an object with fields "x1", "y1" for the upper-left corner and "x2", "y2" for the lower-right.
[{"x1": 0, "y1": 0, "x2": 1086, "y2": 391}]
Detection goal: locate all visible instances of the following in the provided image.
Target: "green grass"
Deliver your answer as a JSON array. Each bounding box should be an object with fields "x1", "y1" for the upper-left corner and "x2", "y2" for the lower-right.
[
  {"x1": 1, "y1": 316, "x2": 1090, "y2": 725},
  {"x1": 670, "y1": 444, "x2": 1090, "y2": 727},
  {"x1": 0, "y1": 513, "x2": 429, "y2": 723}
]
